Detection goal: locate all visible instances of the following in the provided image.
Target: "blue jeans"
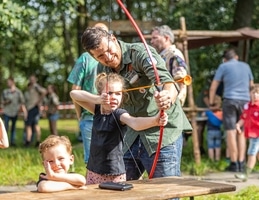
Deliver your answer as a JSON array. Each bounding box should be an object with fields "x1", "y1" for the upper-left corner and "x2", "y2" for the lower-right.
[
  {"x1": 48, "y1": 113, "x2": 59, "y2": 121},
  {"x1": 3, "y1": 114, "x2": 18, "y2": 145},
  {"x1": 80, "y1": 116, "x2": 93, "y2": 164},
  {"x1": 124, "y1": 134, "x2": 183, "y2": 180}
]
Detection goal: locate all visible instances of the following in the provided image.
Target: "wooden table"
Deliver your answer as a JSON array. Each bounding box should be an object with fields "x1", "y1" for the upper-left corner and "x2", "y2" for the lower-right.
[{"x1": 0, "y1": 176, "x2": 236, "y2": 200}]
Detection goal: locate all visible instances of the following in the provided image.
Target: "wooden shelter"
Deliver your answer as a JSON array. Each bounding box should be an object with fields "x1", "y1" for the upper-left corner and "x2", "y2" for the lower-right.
[
  {"x1": 169, "y1": 18, "x2": 259, "y2": 164},
  {"x1": 90, "y1": 18, "x2": 259, "y2": 164}
]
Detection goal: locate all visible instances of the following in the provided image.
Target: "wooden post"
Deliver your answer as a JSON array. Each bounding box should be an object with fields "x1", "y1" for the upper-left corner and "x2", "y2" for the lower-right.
[{"x1": 180, "y1": 17, "x2": 201, "y2": 165}]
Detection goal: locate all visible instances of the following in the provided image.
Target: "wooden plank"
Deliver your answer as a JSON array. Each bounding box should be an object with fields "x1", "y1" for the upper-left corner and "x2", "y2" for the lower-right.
[
  {"x1": 0, "y1": 177, "x2": 236, "y2": 200},
  {"x1": 88, "y1": 20, "x2": 161, "y2": 33}
]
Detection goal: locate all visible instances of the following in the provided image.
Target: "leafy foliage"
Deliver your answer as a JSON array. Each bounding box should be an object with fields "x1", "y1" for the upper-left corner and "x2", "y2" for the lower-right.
[{"x1": 0, "y1": 0, "x2": 259, "y2": 101}]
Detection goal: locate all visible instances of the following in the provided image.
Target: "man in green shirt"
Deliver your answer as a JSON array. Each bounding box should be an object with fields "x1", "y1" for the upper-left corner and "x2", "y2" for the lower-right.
[{"x1": 81, "y1": 27, "x2": 192, "y2": 180}]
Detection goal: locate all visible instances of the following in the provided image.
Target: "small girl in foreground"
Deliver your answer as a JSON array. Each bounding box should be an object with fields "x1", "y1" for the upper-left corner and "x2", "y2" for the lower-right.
[{"x1": 70, "y1": 72, "x2": 168, "y2": 184}]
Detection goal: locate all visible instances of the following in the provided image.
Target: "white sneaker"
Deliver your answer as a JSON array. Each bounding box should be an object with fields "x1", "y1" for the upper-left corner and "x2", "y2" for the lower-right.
[{"x1": 234, "y1": 173, "x2": 247, "y2": 182}]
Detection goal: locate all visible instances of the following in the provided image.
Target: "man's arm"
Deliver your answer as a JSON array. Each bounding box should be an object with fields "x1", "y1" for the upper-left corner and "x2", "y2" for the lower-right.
[
  {"x1": 209, "y1": 80, "x2": 220, "y2": 106},
  {"x1": 20, "y1": 104, "x2": 28, "y2": 120},
  {"x1": 35, "y1": 84, "x2": 47, "y2": 106},
  {"x1": 178, "y1": 84, "x2": 187, "y2": 106},
  {"x1": 236, "y1": 118, "x2": 244, "y2": 134},
  {"x1": 249, "y1": 80, "x2": 255, "y2": 104},
  {"x1": 71, "y1": 85, "x2": 83, "y2": 120},
  {"x1": 249, "y1": 80, "x2": 254, "y2": 88}
]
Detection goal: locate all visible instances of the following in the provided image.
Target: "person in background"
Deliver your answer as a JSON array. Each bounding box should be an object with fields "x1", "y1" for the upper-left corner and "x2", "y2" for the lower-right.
[
  {"x1": 209, "y1": 48, "x2": 254, "y2": 172},
  {"x1": 37, "y1": 135, "x2": 86, "y2": 192},
  {"x1": 67, "y1": 23, "x2": 109, "y2": 165},
  {"x1": 205, "y1": 95, "x2": 223, "y2": 161},
  {"x1": 44, "y1": 85, "x2": 60, "y2": 136},
  {"x1": 151, "y1": 25, "x2": 187, "y2": 106},
  {"x1": 70, "y1": 73, "x2": 168, "y2": 184},
  {"x1": 81, "y1": 27, "x2": 192, "y2": 184},
  {"x1": 195, "y1": 84, "x2": 210, "y2": 155},
  {"x1": 1, "y1": 77, "x2": 27, "y2": 146},
  {"x1": 0, "y1": 117, "x2": 9, "y2": 148},
  {"x1": 195, "y1": 76, "x2": 223, "y2": 155},
  {"x1": 235, "y1": 85, "x2": 259, "y2": 181},
  {"x1": 24, "y1": 75, "x2": 47, "y2": 147}
]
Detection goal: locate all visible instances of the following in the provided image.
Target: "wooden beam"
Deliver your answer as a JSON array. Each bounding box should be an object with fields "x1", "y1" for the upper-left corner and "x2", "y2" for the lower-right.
[
  {"x1": 180, "y1": 17, "x2": 201, "y2": 165},
  {"x1": 89, "y1": 20, "x2": 161, "y2": 33}
]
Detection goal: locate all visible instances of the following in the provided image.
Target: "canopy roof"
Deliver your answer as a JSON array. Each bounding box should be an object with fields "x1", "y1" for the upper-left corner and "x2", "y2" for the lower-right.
[{"x1": 89, "y1": 21, "x2": 259, "y2": 49}]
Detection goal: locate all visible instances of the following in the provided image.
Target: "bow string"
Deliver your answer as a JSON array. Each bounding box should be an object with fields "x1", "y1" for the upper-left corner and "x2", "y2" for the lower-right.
[{"x1": 116, "y1": 0, "x2": 164, "y2": 179}]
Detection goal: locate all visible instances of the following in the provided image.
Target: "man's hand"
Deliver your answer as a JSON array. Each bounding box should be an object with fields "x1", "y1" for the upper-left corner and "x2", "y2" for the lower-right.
[
  {"x1": 154, "y1": 90, "x2": 172, "y2": 110},
  {"x1": 236, "y1": 123, "x2": 242, "y2": 134}
]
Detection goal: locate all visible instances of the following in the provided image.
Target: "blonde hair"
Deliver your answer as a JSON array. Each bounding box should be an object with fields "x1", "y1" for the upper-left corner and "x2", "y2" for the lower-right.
[
  {"x1": 39, "y1": 135, "x2": 72, "y2": 158},
  {"x1": 214, "y1": 95, "x2": 222, "y2": 108},
  {"x1": 250, "y1": 84, "x2": 259, "y2": 93},
  {"x1": 95, "y1": 73, "x2": 125, "y2": 94}
]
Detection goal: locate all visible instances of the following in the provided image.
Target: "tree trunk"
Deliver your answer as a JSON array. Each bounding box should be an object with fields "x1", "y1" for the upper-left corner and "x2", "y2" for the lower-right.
[
  {"x1": 61, "y1": 13, "x2": 75, "y2": 102},
  {"x1": 180, "y1": 17, "x2": 201, "y2": 165},
  {"x1": 232, "y1": 0, "x2": 254, "y2": 61},
  {"x1": 232, "y1": 0, "x2": 254, "y2": 29},
  {"x1": 77, "y1": 1, "x2": 88, "y2": 56}
]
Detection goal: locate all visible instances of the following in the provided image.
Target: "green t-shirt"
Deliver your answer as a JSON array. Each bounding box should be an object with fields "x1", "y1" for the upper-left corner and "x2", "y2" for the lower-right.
[{"x1": 67, "y1": 52, "x2": 98, "y2": 117}]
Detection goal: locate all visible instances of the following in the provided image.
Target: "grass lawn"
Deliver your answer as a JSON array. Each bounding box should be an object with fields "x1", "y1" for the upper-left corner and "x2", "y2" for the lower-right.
[{"x1": 1, "y1": 118, "x2": 259, "y2": 199}]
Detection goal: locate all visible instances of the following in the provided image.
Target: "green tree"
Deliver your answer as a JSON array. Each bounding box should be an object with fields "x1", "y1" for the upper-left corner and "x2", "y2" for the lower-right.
[{"x1": 0, "y1": 0, "x2": 258, "y2": 102}]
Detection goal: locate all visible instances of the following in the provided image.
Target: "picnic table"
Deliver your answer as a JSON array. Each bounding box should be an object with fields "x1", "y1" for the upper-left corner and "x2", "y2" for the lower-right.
[{"x1": 0, "y1": 176, "x2": 236, "y2": 200}]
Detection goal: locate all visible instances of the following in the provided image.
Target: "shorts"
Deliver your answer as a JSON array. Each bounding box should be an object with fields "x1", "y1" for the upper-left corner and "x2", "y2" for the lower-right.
[
  {"x1": 48, "y1": 113, "x2": 59, "y2": 121},
  {"x1": 207, "y1": 129, "x2": 222, "y2": 149},
  {"x1": 25, "y1": 106, "x2": 40, "y2": 126},
  {"x1": 222, "y1": 99, "x2": 247, "y2": 130},
  {"x1": 247, "y1": 138, "x2": 259, "y2": 156}
]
